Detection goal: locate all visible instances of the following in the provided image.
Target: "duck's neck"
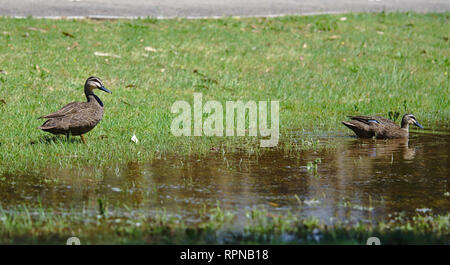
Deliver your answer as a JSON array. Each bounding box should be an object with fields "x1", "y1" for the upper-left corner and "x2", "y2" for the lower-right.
[
  {"x1": 400, "y1": 120, "x2": 409, "y2": 130},
  {"x1": 85, "y1": 91, "x2": 104, "y2": 107}
]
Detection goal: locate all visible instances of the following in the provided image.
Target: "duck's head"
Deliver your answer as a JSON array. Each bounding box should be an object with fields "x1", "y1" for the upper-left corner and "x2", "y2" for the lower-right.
[
  {"x1": 401, "y1": 114, "x2": 423, "y2": 129},
  {"x1": 84, "y1": 76, "x2": 112, "y2": 94}
]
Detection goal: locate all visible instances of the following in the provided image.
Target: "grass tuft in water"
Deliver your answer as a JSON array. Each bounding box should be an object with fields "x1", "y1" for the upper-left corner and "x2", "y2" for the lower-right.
[{"x1": 0, "y1": 205, "x2": 448, "y2": 244}]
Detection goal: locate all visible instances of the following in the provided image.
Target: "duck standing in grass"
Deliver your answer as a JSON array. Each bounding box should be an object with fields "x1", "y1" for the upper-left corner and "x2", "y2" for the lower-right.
[
  {"x1": 342, "y1": 114, "x2": 423, "y2": 139},
  {"x1": 38, "y1": 76, "x2": 112, "y2": 144}
]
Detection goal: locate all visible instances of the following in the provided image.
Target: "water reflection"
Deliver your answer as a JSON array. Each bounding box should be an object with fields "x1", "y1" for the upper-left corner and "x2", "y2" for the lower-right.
[{"x1": 0, "y1": 132, "x2": 448, "y2": 225}]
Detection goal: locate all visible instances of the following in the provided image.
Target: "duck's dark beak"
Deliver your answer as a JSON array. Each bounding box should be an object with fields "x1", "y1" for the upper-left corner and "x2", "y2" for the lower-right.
[
  {"x1": 414, "y1": 120, "x2": 424, "y2": 129},
  {"x1": 99, "y1": 86, "x2": 112, "y2": 94}
]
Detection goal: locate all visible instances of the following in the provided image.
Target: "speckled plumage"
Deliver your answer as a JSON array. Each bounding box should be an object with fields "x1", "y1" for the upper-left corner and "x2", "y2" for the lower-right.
[
  {"x1": 342, "y1": 114, "x2": 423, "y2": 139},
  {"x1": 38, "y1": 76, "x2": 111, "y2": 142}
]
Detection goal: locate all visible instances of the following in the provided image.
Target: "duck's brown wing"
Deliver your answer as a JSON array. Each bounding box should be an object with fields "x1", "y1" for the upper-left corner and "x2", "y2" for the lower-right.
[
  {"x1": 39, "y1": 102, "x2": 103, "y2": 134},
  {"x1": 342, "y1": 120, "x2": 376, "y2": 138},
  {"x1": 348, "y1": 116, "x2": 397, "y2": 126},
  {"x1": 38, "y1": 112, "x2": 87, "y2": 130},
  {"x1": 38, "y1": 102, "x2": 81, "y2": 119}
]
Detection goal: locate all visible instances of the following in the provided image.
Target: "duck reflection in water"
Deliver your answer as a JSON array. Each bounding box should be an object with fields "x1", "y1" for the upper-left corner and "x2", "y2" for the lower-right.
[{"x1": 345, "y1": 138, "x2": 416, "y2": 161}]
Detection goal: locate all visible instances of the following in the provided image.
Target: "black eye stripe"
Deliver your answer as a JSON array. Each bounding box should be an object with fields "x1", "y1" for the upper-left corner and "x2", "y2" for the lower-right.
[{"x1": 86, "y1": 77, "x2": 103, "y2": 87}]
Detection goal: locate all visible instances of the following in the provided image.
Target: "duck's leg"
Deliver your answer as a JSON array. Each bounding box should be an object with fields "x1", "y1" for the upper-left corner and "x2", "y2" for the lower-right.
[
  {"x1": 66, "y1": 133, "x2": 70, "y2": 142},
  {"x1": 80, "y1": 134, "x2": 87, "y2": 144}
]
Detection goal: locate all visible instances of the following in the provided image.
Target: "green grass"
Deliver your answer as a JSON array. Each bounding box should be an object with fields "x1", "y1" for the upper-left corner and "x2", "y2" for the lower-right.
[
  {"x1": 0, "y1": 12, "x2": 449, "y2": 174},
  {"x1": 1, "y1": 204, "x2": 448, "y2": 244}
]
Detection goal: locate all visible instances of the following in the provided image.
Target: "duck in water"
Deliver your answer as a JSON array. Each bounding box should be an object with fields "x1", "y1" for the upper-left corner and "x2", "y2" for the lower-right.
[{"x1": 342, "y1": 113, "x2": 423, "y2": 139}]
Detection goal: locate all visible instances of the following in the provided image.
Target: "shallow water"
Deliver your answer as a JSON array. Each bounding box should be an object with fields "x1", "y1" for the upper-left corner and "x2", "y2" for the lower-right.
[{"x1": 1, "y1": 130, "x2": 449, "y2": 226}]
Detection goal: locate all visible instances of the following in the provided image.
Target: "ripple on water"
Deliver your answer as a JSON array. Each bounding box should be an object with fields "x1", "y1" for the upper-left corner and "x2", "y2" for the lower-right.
[{"x1": 1, "y1": 131, "x2": 449, "y2": 226}]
